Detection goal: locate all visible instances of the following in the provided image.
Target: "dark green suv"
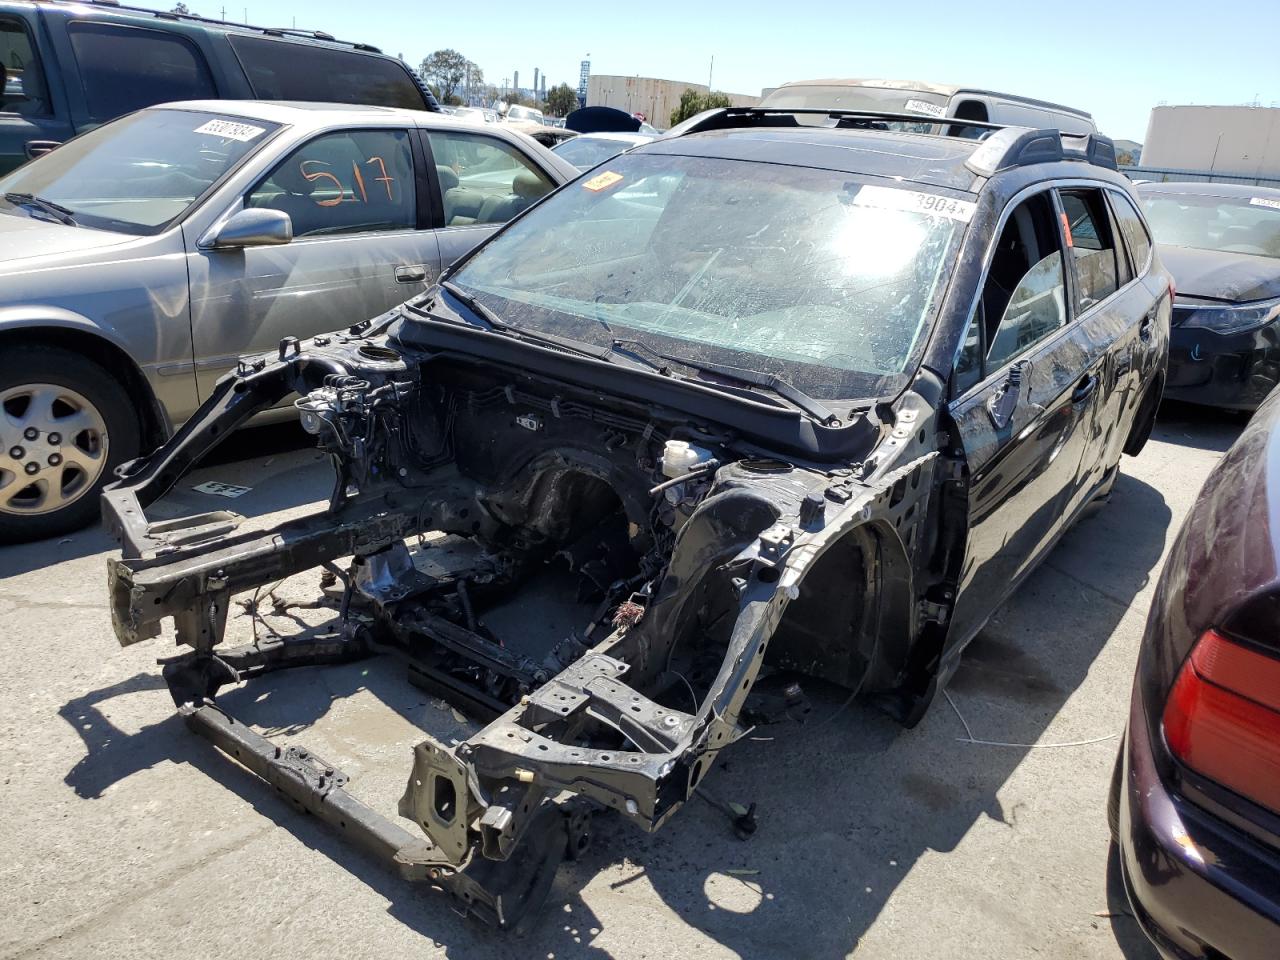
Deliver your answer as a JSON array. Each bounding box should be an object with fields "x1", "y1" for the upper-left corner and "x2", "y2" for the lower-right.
[{"x1": 0, "y1": 0, "x2": 438, "y2": 173}]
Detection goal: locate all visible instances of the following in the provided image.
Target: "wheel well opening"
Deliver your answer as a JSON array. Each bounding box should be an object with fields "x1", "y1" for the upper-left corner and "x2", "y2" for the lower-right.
[
  {"x1": 0, "y1": 327, "x2": 166, "y2": 448},
  {"x1": 766, "y1": 522, "x2": 918, "y2": 698}
]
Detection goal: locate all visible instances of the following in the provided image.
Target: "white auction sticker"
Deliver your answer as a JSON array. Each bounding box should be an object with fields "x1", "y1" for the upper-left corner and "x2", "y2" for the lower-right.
[
  {"x1": 193, "y1": 119, "x2": 266, "y2": 142},
  {"x1": 192, "y1": 480, "x2": 252, "y2": 498},
  {"x1": 1249, "y1": 196, "x2": 1280, "y2": 211},
  {"x1": 853, "y1": 185, "x2": 976, "y2": 223},
  {"x1": 904, "y1": 98, "x2": 946, "y2": 119}
]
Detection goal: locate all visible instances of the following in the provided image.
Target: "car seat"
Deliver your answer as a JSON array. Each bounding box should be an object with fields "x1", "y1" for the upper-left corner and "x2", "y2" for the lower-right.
[
  {"x1": 254, "y1": 160, "x2": 321, "y2": 235},
  {"x1": 476, "y1": 169, "x2": 548, "y2": 224}
]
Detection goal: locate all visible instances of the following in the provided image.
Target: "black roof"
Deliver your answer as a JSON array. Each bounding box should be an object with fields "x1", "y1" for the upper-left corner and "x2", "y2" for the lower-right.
[
  {"x1": 645, "y1": 126, "x2": 981, "y2": 191},
  {"x1": 22, "y1": 0, "x2": 388, "y2": 54},
  {"x1": 646, "y1": 110, "x2": 1121, "y2": 194}
]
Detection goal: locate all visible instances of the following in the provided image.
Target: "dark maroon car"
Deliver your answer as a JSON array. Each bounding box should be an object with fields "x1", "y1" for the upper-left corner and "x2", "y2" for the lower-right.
[{"x1": 1113, "y1": 387, "x2": 1280, "y2": 959}]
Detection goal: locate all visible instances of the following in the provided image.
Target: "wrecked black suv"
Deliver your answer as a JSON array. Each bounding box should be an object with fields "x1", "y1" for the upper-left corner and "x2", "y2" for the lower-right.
[{"x1": 103, "y1": 108, "x2": 1169, "y2": 928}]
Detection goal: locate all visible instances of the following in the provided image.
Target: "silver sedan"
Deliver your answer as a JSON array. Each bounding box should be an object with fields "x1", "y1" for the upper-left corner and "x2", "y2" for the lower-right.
[{"x1": 0, "y1": 100, "x2": 579, "y2": 541}]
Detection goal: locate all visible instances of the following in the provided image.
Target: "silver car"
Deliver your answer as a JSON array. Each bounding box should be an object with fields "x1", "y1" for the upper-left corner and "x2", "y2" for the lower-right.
[{"x1": 0, "y1": 100, "x2": 579, "y2": 541}]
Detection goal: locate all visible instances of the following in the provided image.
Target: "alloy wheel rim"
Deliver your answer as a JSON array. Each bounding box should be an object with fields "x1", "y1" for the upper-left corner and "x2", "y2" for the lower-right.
[{"x1": 0, "y1": 383, "x2": 109, "y2": 516}]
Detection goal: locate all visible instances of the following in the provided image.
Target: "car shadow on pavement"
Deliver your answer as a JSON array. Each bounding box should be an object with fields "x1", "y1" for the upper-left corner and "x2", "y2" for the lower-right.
[
  {"x1": 1154, "y1": 399, "x2": 1247, "y2": 453},
  {"x1": 53, "y1": 471, "x2": 1173, "y2": 959},
  {"x1": 1105, "y1": 843, "x2": 1163, "y2": 960},
  {"x1": 0, "y1": 422, "x2": 319, "y2": 578}
]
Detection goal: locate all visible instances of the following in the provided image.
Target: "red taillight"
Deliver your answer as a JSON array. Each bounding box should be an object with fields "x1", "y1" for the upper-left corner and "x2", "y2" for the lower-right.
[{"x1": 1162, "y1": 629, "x2": 1280, "y2": 814}]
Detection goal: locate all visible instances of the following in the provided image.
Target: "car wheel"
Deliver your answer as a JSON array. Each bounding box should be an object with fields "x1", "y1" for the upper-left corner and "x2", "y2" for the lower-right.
[
  {"x1": 1107, "y1": 741, "x2": 1123, "y2": 841},
  {"x1": 0, "y1": 346, "x2": 141, "y2": 544}
]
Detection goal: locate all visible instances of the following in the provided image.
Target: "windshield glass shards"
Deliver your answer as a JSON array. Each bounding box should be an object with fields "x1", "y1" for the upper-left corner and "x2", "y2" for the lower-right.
[{"x1": 443, "y1": 154, "x2": 967, "y2": 400}]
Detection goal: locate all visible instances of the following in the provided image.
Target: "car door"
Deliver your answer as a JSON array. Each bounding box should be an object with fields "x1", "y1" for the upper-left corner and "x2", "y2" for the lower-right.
[
  {"x1": 0, "y1": 13, "x2": 71, "y2": 172},
  {"x1": 1054, "y1": 185, "x2": 1145, "y2": 520},
  {"x1": 421, "y1": 126, "x2": 557, "y2": 270},
  {"x1": 185, "y1": 125, "x2": 440, "y2": 401},
  {"x1": 947, "y1": 185, "x2": 1102, "y2": 646}
]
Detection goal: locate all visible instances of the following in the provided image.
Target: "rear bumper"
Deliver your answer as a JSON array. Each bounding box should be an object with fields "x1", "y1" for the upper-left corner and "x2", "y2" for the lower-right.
[
  {"x1": 1164, "y1": 322, "x2": 1280, "y2": 411},
  {"x1": 1119, "y1": 689, "x2": 1280, "y2": 960}
]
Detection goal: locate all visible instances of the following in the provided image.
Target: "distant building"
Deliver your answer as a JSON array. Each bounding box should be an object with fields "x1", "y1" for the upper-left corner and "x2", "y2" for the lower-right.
[
  {"x1": 1113, "y1": 139, "x2": 1143, "y2": 166},
  {"x1": 1142, "y1": 105, "x2": 1280, "y2": 178},
  {"x1": 587, "y1": 75, "x2": 759, "y2": 130}
]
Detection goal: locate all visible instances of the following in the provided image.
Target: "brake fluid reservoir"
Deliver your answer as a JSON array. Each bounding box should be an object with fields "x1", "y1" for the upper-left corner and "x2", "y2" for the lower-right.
[{"x1": 662, "y1": 440, "x2": 712, "y2": 479}]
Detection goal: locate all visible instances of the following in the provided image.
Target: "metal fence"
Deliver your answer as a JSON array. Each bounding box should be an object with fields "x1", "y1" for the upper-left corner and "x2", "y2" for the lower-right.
[{"x1": 1118, "y1": 164, "x2": 1280, "y2": 188}]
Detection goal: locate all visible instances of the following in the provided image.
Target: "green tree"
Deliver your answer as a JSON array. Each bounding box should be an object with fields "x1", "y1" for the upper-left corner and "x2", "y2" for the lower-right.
[
  {"x1": 669, "y1": 89, "x2": 732, "y2": 126},
  {"x1": 419, "y1": 49, "x2": 478, "y2": 104},
  {"x1": 171, "y1": 2, "x2": 193, "y2": 12},
  {"x1": 545, "y1": 83, "x2": 578, "y2": 118}
]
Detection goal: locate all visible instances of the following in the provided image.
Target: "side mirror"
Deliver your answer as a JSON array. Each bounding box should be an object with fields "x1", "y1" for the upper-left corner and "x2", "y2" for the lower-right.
[
  {"x1": 205, "y1": 208, "x2": 292, "y2": 249},
  {"x1": 986, "y1": 360, "x2": 1030, "y2": 430}
]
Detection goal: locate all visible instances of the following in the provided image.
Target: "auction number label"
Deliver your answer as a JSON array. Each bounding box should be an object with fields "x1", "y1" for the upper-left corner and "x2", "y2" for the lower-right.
[
  {"x1": 1250, "y1": 196, "x2": 1280, "y2": 211},
  {"x1": 583, "y1": 170, "x2": 624, "y2": 192},
  {"x1": 193, "y1": 119, "x2": 266, "y2": 142},
  {"x1": 904, "y1": 99, "x2": 946, "y2": 119},
  {"x1": 853, "y1": 185, "x2": 976, "y2": 223}
]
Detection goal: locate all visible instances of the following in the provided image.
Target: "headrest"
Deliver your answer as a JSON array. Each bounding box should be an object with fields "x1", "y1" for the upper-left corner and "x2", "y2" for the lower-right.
[
  {"x1": 436, "y1": 165, "x2": 459, "y2": 192},
  {"x1": 273, "y1": 159, "x2": 318, "y2": 196},
  {"x1": 512, "y1": 169, "x2": 545, "y2": 199}
]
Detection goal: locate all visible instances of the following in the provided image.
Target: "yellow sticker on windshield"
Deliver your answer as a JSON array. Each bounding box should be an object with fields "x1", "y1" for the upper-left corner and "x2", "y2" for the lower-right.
[{"x1": 583, "y1": 171, "x2": 624, "y2": 192}]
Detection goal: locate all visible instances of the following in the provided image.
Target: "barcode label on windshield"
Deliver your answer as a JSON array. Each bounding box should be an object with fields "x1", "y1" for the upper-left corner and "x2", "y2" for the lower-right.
[
  {"x1": 1250, "y1": 196, "x2": 1280, "y2": 211},
  {"x1": 904, "y1": 99, "x2": 946, "y2": 119},
  {"x1": 193, "y1": 119, "x2": 266, "y2": 142},
  {"x1": 853, "y1": 185, "x2": 976, "y2": 223}
]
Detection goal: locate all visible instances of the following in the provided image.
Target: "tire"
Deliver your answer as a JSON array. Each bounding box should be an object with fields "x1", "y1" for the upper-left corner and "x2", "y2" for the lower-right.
[
  {"x1": 0, "y1": 345, "x2": 142, "y2": 544},
  {"x1": 1107, "y1": 741, "x2": 1123, "y2": 842}
]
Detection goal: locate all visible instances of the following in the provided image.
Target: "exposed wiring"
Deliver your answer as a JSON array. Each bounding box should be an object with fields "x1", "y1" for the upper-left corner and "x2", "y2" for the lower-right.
[
  {"x1": 648, "y1": 461, "x2": 719, "y2": 497},
  {"x1": 943, "y1": 689, "x2": 974, "y2": 741},
  {"x1": 945, "y1": 686, "x2": 1117, "y2": 748}
]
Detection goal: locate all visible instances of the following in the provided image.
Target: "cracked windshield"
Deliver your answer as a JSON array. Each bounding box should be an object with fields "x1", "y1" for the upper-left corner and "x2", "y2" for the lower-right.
[{"x1": 448, "y1": 154, "x2": 964, "y2": 398}]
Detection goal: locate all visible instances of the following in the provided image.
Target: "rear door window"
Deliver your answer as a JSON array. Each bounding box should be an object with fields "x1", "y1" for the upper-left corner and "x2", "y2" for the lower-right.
[
  {"x1": 1059, "y1": 189, "x2": 1121, "y2": 310},
  {"x1": 246, "y1": 128, "x2": 417, "y2": 238},
  {"x1": 229, "y1": 36, "x2": 427, "y2": 110},
  {"x1": 0, "y1": 17, "x2": 50, "y2": 116},
  {"x1": 425, "y1": 130, "x2": 553, "y2": 226},
  {"x1": 1108, "y1": 190, "x2": 1153, "y2": 276},
  {"x1": 67, "y1": 22, "x2": 216, "y2": 123}
]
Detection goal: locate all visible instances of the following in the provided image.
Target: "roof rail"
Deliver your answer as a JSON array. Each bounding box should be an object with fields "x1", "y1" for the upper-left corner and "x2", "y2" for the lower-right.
[
  {"x1": 35, "y1": 0, "x2": 383, "y2": 53},
  {"x1": 965, "y1": 128, "x2": 1063, "y2": 175},
  {"x1": 263, "y1": 27, "x2": 336, "y2": 42},
  {"x1": 664, "y1": 107, "x2": 1119, "y2": 175},
  {"x1": 1062, "y1": 132, "x2": 1118, "y2": 170},
  {"x1": 665, "y1": 106, "x2": 1008, "y2": 138},
  {"x1": 965, "y1": 129, "x2": 1119, "y2": 175}
]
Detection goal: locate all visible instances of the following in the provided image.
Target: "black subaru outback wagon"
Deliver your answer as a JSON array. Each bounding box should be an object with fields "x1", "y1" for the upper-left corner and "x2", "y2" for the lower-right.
[{"x1": 103, "y1": 108, "x2": 1170, "y2": 927}]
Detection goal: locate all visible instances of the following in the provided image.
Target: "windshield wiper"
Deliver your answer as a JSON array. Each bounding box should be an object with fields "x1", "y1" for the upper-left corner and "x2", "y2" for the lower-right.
[
  {"x1": 428, "y1": 282, "x2": 660, "y2": 373},
  {"x1": 4, "y1": 192, "x2": 77, "y2": 226},
  {"x1": 612, "y1": 338, "x2": 840, "y2": 425}
]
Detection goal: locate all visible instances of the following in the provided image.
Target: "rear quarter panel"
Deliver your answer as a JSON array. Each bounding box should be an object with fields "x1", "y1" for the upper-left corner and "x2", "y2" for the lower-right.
[{"x1": 1138, "y1": 388, "x2": 1280, "y2": 754}]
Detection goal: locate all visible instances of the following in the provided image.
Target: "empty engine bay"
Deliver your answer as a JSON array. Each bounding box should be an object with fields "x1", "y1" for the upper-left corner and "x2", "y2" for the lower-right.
[{"x1": 103, "y1": 317, "x2": 942, "y2": 929}]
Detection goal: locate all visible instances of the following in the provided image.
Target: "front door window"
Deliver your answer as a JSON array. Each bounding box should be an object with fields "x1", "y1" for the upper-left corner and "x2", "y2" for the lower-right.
[{"x1": 246, "y1": 128, "x2": 416, "y2": 238}]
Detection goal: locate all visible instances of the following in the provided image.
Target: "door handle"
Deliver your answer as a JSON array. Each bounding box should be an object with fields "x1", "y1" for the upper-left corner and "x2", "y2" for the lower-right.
[
  {"x1": 1071, "y1": 374, "x2": 1099, "y2": 405},
  {"x1": 1139, "y1": 310, "x2": 1155, "y2": 342},
  {"x1": 25, "y1": 140, "x2": 60, "y2": 159},
  {"x1": 395, "y1": 264, "x2": 428, "y2": 283}
]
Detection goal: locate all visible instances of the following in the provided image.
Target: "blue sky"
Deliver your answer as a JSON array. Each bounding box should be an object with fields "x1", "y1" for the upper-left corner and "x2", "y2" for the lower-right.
[{"x1": 152, "y1": 0, "x2": 1277, "y2": 141}]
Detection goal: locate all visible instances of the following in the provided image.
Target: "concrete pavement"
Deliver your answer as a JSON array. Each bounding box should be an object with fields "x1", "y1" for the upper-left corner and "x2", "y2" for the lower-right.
[{"x1": 0, "y1": 406, "x2": 1240, "y2": 960}]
